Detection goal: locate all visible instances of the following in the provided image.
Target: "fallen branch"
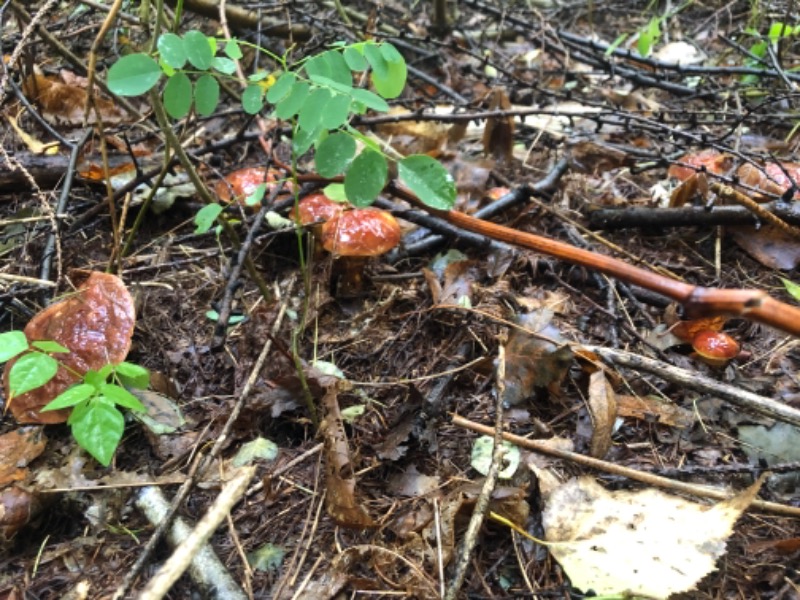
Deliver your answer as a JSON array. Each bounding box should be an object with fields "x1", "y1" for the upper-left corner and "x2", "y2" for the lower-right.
[
  {"x1": 137, "y1": 467, "x2": 255, "y2": 600},
  {"x1": 389, "y1": 183, "x2": 800, "y2": 337},
  {"x1": 586, "y1": 345, "x2": 800, "y2": 427}
]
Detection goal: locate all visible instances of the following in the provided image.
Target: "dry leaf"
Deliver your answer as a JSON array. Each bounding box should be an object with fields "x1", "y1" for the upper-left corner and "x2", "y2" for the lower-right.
[
  {"x1": 586, "y1": 371, "x2": 617, "y2": 458},
  {"x1": 377, "y1": 106, "x2": 451, "y2": 156},
  {"x1": 502, "y1": 310, "x2": 574, "y2": 406},
  {"x1": 729, "y1": 223, "x2": 800, "y2": 270},
  {"x1": 482, "y1": 87, "x2": 515, "y2": 163},
  {"x1": 0, "y1": 428, "x2": 46, "y2": 487},
  {"x1": 320, "y1": 386, "x2": 375, "y2": 528},
  {"x1": 6, "y1": 113, "x2": 54, "y2": 154},
  {"x1": 615, "y1": 394, "x2": 694, "y2": 428},
  {"x1": 388, "y1": 465, "x2": 440, "y2": 497},
  {"x1": 3, "y1": 272, "x2": 136, "y2": 424},
  {"x1": 543, "y1": 476, "x2": 764, "y2": 598},
  {"x1": 748, "y1": 537, "x2": 800, "y2": 555},
  {"x1": 669, "y1": 171, "x2": 709, "y2": 207},
  {"x1": 22, "y1": 72, "x2": 127, "y2": 126}
]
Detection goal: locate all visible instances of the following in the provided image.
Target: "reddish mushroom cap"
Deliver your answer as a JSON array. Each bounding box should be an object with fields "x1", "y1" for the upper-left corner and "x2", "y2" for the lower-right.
[
  {"x1": 215, "y1": 167, "x2": 294, "y2": 206},
  {"x1": 668, "y1": 150, "x2": 732, "y2": 182},
  {"x1": 321, "y1": 208, "x2": 402, "y2": 257},
  {"x1": 692, "y1": 330, "x2": 740, "y2": 366},
  {"x1": 289, "y1": 193, "x2": 345, "y2": 226}
]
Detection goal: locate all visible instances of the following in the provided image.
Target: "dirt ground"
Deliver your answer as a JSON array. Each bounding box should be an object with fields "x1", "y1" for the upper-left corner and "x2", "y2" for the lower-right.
[{"x1": 2, "y1": 0, "x2": 800, "y2": 598}]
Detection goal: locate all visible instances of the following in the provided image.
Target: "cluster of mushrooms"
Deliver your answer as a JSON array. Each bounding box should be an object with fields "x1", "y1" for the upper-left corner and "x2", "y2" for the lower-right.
[{"x1": 216, "y1": 167, "x2": 401, "y2": 295}]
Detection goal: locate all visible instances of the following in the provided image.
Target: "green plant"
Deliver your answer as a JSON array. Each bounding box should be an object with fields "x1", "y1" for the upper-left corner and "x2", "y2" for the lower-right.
[
  {"x1": 107, "y1": 32, "x2": 457, "y2": 229},
  {"x1": 636, "y1": 16, "x2": 663, "y2": 58},
  {"x1": 1, "y1": 331, "x2": 66, "y2": 396},
  {"x1": 741, "y1": 22, "x2": 799, "y2": 85},
  {"x1": 0, "y1": 330, "x2": 149, "y2": 466},
  {"x1": 782, "y1": 277, "x2": 800, "y2": 302}
]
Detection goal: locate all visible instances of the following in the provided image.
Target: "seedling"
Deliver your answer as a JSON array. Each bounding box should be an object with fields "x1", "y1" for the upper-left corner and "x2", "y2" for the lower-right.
[
  {"x1": 741, "y1": 21, "x2": 800, "y2": 85},
  {"x1": 0, "y1": 330, "x2": 149, "y2": 466}
]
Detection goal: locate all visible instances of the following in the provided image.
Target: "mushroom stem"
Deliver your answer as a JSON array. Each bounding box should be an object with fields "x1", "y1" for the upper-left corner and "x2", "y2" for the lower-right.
[{"x1": 331, "y1": 256, "x2": 369, "y2": 296}]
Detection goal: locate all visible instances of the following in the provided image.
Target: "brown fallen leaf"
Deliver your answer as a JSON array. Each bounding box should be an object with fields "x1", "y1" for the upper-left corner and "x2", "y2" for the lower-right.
[
  {"x1": 3, "y1": 272, "x2": 136, "y2": 424},
  {"x1": 22, "y1": 72, "x2": 127, "y2": 126},
  {"x1": 482, "y1": 87, "x2": 514, "y2": 163},
  {"x1": 615, "y1": 394, "x2": 694, "y2": 428},
  {"x1": 729, "y1": 223, "x2": 800, "y2": 270},
  {"x1": 502, "y1": 310, "x2": 574, "y2": 406},
  {"x1": 587, "y1": 370, "x2": 617, "y2": 458},
  {"x1": 320, "y1": 386, "x2": 375, "y2": 528},
  {"x1": 0, "y1": 427, "x2": 47, "y2": 487}
]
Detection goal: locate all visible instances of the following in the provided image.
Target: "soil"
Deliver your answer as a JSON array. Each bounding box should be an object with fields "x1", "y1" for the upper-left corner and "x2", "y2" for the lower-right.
[{"x1": 1, "y1": 1, "x2": 800, "y2": 599}]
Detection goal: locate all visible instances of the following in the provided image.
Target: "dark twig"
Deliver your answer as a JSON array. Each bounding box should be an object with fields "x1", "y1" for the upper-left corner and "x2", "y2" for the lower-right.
[
  {"x1": 211, "y1": 183, "x2": 284, "y2": 350},
  {"x1": 40, "y1": 130, "x2": 91, "y2": 291},
  {"x1": 585, "y1": 200, "x2": 800, "y2": 230}
]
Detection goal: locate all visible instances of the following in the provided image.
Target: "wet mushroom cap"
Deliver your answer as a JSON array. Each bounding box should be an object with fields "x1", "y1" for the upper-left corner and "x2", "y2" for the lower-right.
[
  {"x1": 692, "y1": 330, "x2": 740, "y2": 363},
  {"x1": 321, "y1": 208, "x2": 402, "y2": 256},
  {"x1": 290, "y1": 193, "x2": 345, "y2": 226},
  {"x1": 215, "y1": 167, "x2": 294, "y2": 205}
]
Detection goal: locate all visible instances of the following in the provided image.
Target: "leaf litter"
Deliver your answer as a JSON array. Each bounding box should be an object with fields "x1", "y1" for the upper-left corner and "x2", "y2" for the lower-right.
[{"x1": 2, "y1": 1, "x2": 800, "y2": 599}]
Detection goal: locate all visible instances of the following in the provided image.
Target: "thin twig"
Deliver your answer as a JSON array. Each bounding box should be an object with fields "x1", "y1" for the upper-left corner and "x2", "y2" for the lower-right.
[
  {"x1": 445, "y1": 344, "x2": 507, "y2": 600},
  {"x1": 452, "y1": 414, "x2": 800, "y2": 518}
]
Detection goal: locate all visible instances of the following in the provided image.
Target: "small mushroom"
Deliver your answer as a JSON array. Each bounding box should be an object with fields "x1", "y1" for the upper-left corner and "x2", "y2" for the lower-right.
[
  {"x1": 289, "y1": 193, "x2": 346, "y2": 231},
  {"x1": 290, "y1": 193, "x2": 347, "y2": 259},
  {"x1": 215, "y1": 167, "x2": 294, "y2": 208},
  {"x1": 691, "y1": 330, "x2": 740, "y2": 367},
  {"x1": 320, "y1": 207, "x2": 402, "y2": 296}
]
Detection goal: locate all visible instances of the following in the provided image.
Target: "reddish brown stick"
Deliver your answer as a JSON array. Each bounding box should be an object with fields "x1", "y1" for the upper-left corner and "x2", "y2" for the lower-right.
[{"x1": 392, "y1": 185, "x2": 800, "y2": 337}]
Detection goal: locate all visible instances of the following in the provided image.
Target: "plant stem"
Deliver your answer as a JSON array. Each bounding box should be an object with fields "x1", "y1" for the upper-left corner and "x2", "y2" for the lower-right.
[{"x1": 149, "y1": 90, "x2": 273, "y2": 303}]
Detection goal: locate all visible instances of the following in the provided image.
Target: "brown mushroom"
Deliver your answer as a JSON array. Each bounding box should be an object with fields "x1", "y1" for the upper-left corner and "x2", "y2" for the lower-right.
[
  {"x1": 289, "y1": 193, "x2": 346, "y2": 230},
  {"x1": 320, "y1": 207, "x2": 402, "y2": 295},
  {"x1": 215, "y1": 167, "x2": 295, "y2": 208},
  {"x1": 691, "y1": 330, "x2": 740, "y2": 367},
  {"x1": 289, "y1": 193, "x2": 347, "y2": 259}
]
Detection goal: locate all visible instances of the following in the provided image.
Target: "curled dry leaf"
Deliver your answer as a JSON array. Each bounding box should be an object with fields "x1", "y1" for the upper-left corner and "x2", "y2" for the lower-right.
[
  {"x1": 320, "y1": 386, "x2": 375, "y2": 528},
  {"x1": 501, "y1": 310, "x2": 574, "y2": 406},
  {"x1": 615, "y1": 394, "x2": 694, "y2": 428},
  {"x1": 482, "y1": 87, "x2": 515, "y2": 163},
  {"x1": 377, "y1": 106, "x2": 451, "y2": 156},
  {"x1": 586, "y1": 371, "x2": 617, "y2": 459},
  {"x1": 3, "y1": 272, "x2": 136, "y2": 424}
]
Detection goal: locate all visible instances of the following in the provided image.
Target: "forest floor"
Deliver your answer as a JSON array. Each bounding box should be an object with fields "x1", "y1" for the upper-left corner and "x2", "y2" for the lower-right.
[{"x1": 2, "y1": 0, "x2": 800, "y2": 598}]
